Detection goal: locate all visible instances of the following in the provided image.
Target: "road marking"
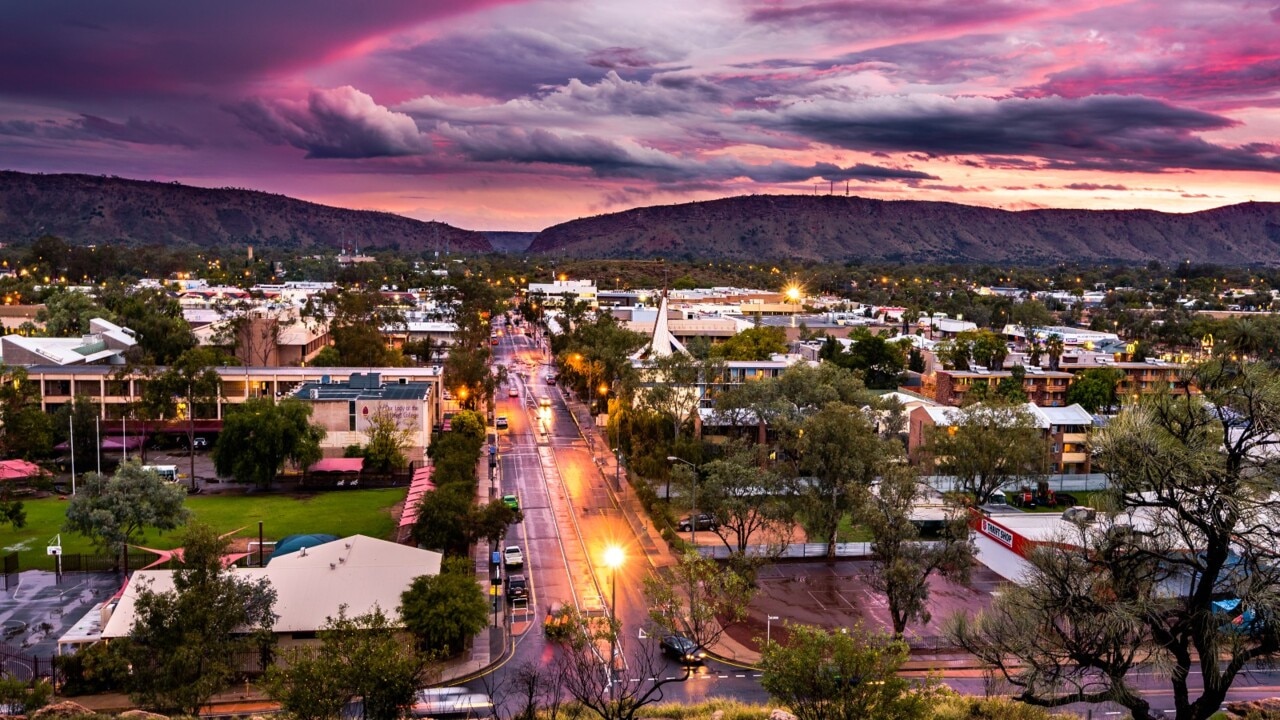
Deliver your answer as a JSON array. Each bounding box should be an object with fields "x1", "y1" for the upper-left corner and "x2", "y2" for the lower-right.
[{"x1": 735, "y1": 674, "x2": 745, "y2": 678}]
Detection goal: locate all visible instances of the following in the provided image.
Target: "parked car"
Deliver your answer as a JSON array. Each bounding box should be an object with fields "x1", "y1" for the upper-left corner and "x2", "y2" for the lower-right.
[
  {"x1": 677, "y1": 513, "x2": 718, "y2": 532},
  {"x1": 659, "y1": 635, "x2": 706, "y2": 664},
  {"x1": 496, "y1": 416, "x2": 509, "y2": 429},
  {"x1": 507, "y1": 574, "x2": 528, "y2": 602},
  {"x1": 410, "y1": 687, "x2": 494, "y2": 718},
  {"x1": 503, "y1": 545, "x2": 524, "y2": 568},
  {"x1": 502, "y1": 494, "x2": 520, "y2": 511},
  {"x1": 508, "y1": 386, "x2": 520, "y2": 397},
  {"x1": 191, "y1": 436, "x2": 208, "y2": 450}
]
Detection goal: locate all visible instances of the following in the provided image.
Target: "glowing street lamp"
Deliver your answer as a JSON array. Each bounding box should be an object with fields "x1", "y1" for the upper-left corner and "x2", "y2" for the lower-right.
[
  {"x1": 603, "y1": 545, "x2": 626, "y2": 700},
  {"x1": 785, "y1": 285, "x2": 801, "y2": 303}
]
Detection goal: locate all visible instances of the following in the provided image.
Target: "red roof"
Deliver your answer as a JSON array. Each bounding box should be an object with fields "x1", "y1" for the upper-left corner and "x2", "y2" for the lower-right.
[{"x1": 0, "y1": 459, "x2": 46, "y2": 481}]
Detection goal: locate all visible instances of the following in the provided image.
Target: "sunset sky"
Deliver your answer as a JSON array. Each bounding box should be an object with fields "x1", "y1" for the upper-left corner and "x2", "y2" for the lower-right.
[{"x1": 2, "y1": 0, "x2": 1279, "y2": 231}]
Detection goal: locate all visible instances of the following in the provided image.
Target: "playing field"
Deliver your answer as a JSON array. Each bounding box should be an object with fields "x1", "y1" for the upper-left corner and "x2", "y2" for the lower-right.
[{"x1": 0, "y1": 488, "x2": 404, "y2": 571}]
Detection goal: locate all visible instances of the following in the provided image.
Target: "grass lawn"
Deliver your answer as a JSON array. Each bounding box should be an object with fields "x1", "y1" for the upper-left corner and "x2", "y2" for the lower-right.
[{"x1": 0, "y1": 488, "x2": 404, "y2": 572}]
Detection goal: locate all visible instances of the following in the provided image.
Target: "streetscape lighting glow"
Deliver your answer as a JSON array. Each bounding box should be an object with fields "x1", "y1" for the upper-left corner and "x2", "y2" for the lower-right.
[
  {"x1": 603, "y1": 545, "x2": 625, "y2": 569},
  {"x1": 785, "y1": 285, "x2": 801, "y2": 302}
]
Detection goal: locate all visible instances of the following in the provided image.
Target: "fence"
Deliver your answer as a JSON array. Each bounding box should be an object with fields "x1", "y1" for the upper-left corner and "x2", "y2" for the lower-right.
[
  {"x1": 924, "y1": 473, "x2": 1109, "y2": 494},
  {"x1": 2, "y1": 553, "x2": 15, "y2": 591},
  {"x1": 695, "y1": 542, "x2": 877, "y2": 560},
  {"x1": 0, "y1": 641, "x2": 55, "y2": 686}
]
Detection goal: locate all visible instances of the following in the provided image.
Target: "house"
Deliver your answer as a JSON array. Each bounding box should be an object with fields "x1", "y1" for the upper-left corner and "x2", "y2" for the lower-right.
[
  {"x1": 923, "y1": 367, "x2": 1074, "y2": 407},
  {"x1": 907, "y1": 402, "x2": 1094, "y2": 475},
  {"x1": 93, "y1": 534, "x2": 442, "y2": 655}
]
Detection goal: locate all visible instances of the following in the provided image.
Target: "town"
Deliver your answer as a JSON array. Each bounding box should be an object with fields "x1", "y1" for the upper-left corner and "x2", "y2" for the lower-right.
[{"x1": 0, "y1": 245, "x2": 1274, "y2": 720}]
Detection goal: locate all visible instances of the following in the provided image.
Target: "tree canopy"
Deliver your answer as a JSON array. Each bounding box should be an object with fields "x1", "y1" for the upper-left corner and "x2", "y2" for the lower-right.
[
  {"x1": 213, "y1": 398, "x2": 325, "y2": 489},
  {"x1": 63, "y1": 462, "x2": 191, "y2": 559}
]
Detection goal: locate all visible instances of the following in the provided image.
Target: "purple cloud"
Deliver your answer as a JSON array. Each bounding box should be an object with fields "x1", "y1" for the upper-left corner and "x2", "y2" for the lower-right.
[{"x1": 230, "y1": 87, "x2": 426, "y2": 159}]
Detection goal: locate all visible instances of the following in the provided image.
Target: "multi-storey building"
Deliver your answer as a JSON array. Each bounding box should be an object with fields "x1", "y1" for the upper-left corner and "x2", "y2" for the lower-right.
[{"x1": 923, "y1": 367, "x2": 1074, "y2": 407}]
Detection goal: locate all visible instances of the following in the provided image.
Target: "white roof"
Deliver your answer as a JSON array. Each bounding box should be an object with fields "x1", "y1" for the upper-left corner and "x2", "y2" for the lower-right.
[
  {"x1": 1029, "y1": 404, "x2": 1093, "y2": 426},
  {"x1": 631, "y1": 293, "x2": 688, "y2": 360},
  {"x1": 101, "y1": 535, "x2": 441, "y2": 637}
]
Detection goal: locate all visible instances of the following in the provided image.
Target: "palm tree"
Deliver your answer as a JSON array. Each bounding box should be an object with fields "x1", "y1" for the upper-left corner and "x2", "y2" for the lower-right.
[{"x1": 1046, "y1": 335, "x2": 1065, "y2": 371}]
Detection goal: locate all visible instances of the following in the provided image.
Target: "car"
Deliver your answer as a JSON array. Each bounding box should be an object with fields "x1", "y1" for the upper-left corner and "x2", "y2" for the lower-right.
[
  {"x1": 508, "y1": 386, "x2": 520, "y2": 397},
  {"x1": 191, "y1": 436, "x2": 208, "y2": 450},
  {"x1": 659, "y1": 635, "x2": 706, "y2": 664},
  {"x1": 503, "y1": 545, "x2": 524, "y2": 567},
  {"x1": 545, "y1": 374, "x2": 557, "y2": 385},
  {"x1": 410, "y1": 688, "x2": 493, "y2": 718},
  {"x1": 502, "y1": 494, "x2": 520, "y2": 511},
  {"x1": 507, "y1": 574, "x2": 528, "y2": 602},
  {"x1": 677, "y1": 513, "x2": 718, "y2": 532},
  {"x1": 496, "y1": 416, "x2": 509, "y2": 429}
]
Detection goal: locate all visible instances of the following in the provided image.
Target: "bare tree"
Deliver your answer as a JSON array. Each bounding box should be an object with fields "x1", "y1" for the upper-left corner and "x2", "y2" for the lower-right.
[
  {"x1": 643, "y1": 549, "x2": 753, "y2": 654},
  {"x1": 555, "y1": 611, "x2": 693, "y2": 720}
]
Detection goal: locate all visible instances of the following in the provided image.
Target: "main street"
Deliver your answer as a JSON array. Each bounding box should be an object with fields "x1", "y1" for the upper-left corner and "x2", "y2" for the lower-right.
[{"x1": 461, "y1": 324, "x2": 1280, "y2": 717}]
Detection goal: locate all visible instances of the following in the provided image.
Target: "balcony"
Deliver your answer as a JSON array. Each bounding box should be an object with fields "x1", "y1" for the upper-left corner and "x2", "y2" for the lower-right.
[
  {"x1": 1061, "y1": 452, "x2": 1088, "y2": 464},
  {"x1": 1061, "y1": 432, "x2": 1088, "y2": 444}
]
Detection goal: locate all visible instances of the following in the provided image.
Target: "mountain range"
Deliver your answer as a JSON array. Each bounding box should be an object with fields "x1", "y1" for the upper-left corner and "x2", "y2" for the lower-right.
[
  {"x1": 529, "y1": 195, "x2": 1280, "y2": 265},
  {"x1": 0, "y1": 171, "x2": 490, "y2": 253},
  {"x1": 5, "y1": 170, "x2": 1280, "y2": 264}
]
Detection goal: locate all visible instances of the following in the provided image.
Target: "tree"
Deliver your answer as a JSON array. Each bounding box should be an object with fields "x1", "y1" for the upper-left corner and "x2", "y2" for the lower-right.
[
  {"x1": 798, "y1": 403, "x2": 887, "y2": 559},
  {"x1": 63, "y1": 462, "x2": 190, "y2": 561},
  {"x1": 99, "y1": 284, "x2": 194, "y2": 365},
  {"x1": 710, "y1": 326, "x2": 788, "y2": 361},
  {"x1": 126, "y1": 523, "x2": 277, "y2": 715},
  {"x1": 1064, "y1": 367, "x2": 1123, "y2": 413},
  {"x1": 37, "y1": 289, "x2": 111, "y2": 337},
  {"x1": 832, "y1": 332, "x2": 907, "y2": 389},
  {"x1": 643, "y1": 549, "x2": 753, "y2": 654},
  {"x1": 400, "y1": 556, "x2": 489, "y2": 655},
  {"x1": 362, "y1": 405, "x2": 414, "y2": 473},
  {"x1": 691, "y1": 444, "x2": 793, "y2": 555},
  {"x1": 213, "y1": 398, "x2": 325, "y2": 489},
  {"x1": 264, "y1": 605, "x2": 426, "y2": 720},
  {"x1": 146, "y1": 346, "x2": 224, "y2": 489},
  {"x1": 1012, "y1": 300, "x2": 1052, "y2": 344},
  {"x1": 994, "y1": 364, "x2": 1028, "y2": 403},
  {"x1": 53, "y1": 395, "x2": 99, "y2": 477},
  {"x1": 0, "y1": 365, "x2": 53, "y2": 461},
  {"x1": 759, "y1": 623, "x2": 934, "y2": 720},
  {"x1": 862, "y1": 465, "x2": 973, "y2": 636},
  {"x1": 209, "y1": 298, "x2": 285, "y2": 367},
  {"x1": 444, "y1": 343, "x2": 504, "y2": 411},
  {"x1": 922, "y1": 402, "x2": 1047, "y2": 505},
  {"x1": 952, "y1": 361, "x2": 1280, "y2": 720},
  {"x1": 308, "y1": 288, "x2": 406, "y2": 367}
]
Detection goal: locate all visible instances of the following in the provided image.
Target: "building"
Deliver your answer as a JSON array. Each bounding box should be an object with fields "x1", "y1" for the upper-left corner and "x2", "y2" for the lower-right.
[
  {"x1": 907, "y1": 402, "x2": 1094, "y2": 475},
  {"x1": 0, "y1": 318, "x2": 137, "y2": 366},
  {"x1": 923, "y1": 367, "x2": 1074, "y2": 407},
  {"x1": 293, "y1": 372, "x2": 434, "y2": 463},
  {"x1": 527, "y1": 279, "x2": 597, "y2": 308},
  {"x1": 193, "y1": 308, "x2": 331, "y2": 367},
  {"x1": 92, "y1": 535, "x2": 441, "y2": 655},
  {"x1": 1001, "y1": 324, "x2": 1121, "y2": 348}
]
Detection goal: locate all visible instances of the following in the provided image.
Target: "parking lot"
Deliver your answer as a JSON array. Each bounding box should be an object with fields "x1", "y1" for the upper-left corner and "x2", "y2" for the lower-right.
[{"x1": 725, "y1": 559, "x2": 1007, "y2": 650}]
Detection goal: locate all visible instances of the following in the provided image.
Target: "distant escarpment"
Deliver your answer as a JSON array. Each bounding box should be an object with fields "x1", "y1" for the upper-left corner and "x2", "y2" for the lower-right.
[
  {"x1": 528, "y1": 195, "x2": 1280, "y2": 264},
  {"x1": 0, "y1": 170, "x2": 490, "y2": 252}
]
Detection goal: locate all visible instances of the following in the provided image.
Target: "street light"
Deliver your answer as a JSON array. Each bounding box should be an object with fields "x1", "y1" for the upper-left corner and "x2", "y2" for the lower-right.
[
  {"x1": 603, "y1": 545, "x2": 626, "y2": 701},
  {"x1": 667, "y1": 456, "x2": 700, "y2": 547},
  {"x1": 767, "y1": 615, "x2": 780, "y2": 645}
]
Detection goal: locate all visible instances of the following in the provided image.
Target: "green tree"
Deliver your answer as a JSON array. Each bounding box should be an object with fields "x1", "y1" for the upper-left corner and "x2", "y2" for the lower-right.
[
  {"x1": 0, "y1": 365, "x2": 53, "y2": 461},
  {"x1": 710, "y1": 326, "x2": 788, "y2": 361},
  {"x1": 362, "y1": 405, "x2": 413, "y2": 474},
  {"x1": 146, "y1": 346, "x2": 225, "y2": 489},
  {"x1": 400, "y1": 556, "x2": 489, "y2": 655},
  {"x1": 831, "y1": 331, "x2": 907, "y2": 389},
  {"x1": 798, "y1": 403, "x2": 887, "y2": 559},
  {"x1": 309, "y1": 288, "x2": 407, "y2": 367},
  {"x1": 126, "y1": 522, "x2": 277, "y2": 715},
  {"x1": 759, "y1": 623, "x2": 934, "y2": 720},
  {"x1": 863, "y1": 464, "x2": 973, "y2": 636},
  {"x1": 53, "y1": 395, "x2": 100, "y2": 477},
  {"x1": 690, "y1": 444, "x2": 793, "y2": 555},
  {"x1": 995, "y1": 364, "x2": 1028, "y2": 403},
  {"x1": 1064, "y1": 367, "x2": 1123, "y2": 413},
  {"x1": 37, "y1": 289, "x2": 111, "y2": 336},
  {"x1": 922, "y1": 402, "x2": 1047, "y2": 505},
  {"x1": 99, "y1": 284, "x2": 195, "y2": 365},
  {"x1": 213, "y1": 398, "x2": 325, "y2": 489},
  {"x1": 63, "y1": 462, "x2": 190, "y2": 562},
  {"x1": 264, "y1": 605, "x2": 427, "y2": 720},
  {"x1": 643, "y1": 549, "x2": 753, "y2": 654}
]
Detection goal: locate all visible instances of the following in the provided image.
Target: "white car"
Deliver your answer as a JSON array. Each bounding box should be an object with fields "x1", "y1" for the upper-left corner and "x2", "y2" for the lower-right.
[{"x1": 503, "y1": 545, "x2": 524, "y2": 567}]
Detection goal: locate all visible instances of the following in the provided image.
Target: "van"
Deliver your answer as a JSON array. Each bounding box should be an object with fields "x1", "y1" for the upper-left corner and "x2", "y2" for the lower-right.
[
  {"x1": 410, "y1": 688, "x2": 493, "y2": 718},
  {"x1": 142, "y1": 465, "x2": 178, "y2": 483}
]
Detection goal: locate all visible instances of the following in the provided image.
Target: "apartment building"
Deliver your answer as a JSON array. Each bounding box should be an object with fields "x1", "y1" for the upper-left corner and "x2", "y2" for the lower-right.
[
  {"x1": 908, "y1": 402, "x2": 1094, "y2": 475},
  {"x1": 923, "y1": 367, "x2": 1074, "y2": 407}
]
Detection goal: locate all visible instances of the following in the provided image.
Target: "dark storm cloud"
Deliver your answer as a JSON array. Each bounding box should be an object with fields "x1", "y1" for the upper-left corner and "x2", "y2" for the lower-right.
[
  {"x1": 229, "y1": 87, "x2": 426, "y2": 159},
  {"x1": 439, "y1": 125, "x2": 935, "y2": 184},
  {"x1": 387, "y1": 29, "x2": 666, "y2": 100},
  {"x1": 759, "y1": 94, "x2": 1280, "y2": 173},
  {"x1": 0, "y1": 114, "x2": 198, "y2": 147},
  {"x1": 0, "y1": 1, "x2": 516, "y2": 100}
]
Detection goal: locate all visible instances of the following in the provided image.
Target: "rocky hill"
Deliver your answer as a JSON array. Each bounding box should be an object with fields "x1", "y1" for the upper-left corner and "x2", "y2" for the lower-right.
[
  {"x1": 528, "y1": 195, "x2": 1280, "y2": 264},
  {"x1": 0, "y1": 171, "x2": 490, "y2": 252}
]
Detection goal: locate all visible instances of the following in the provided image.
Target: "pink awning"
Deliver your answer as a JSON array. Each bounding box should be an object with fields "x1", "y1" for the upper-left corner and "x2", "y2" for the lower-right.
[
  {"x1": 0, "y1": 460, "x2": 45, "y2": 481},
  {"x1": 307, "y1": 457, "x2": 364, "y2": 473}
]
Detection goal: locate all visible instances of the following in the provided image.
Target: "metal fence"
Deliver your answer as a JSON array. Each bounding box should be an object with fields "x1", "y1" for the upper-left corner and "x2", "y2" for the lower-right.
[
  {"x1": 0, "y1": 641, "x2": 55, "y2": 685},
  {"x1": 695, "y1": 542, "x2": 877, "y2": 560}
]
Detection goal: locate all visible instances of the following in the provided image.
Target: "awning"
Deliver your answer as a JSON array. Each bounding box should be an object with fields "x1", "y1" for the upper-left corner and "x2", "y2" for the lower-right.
[
  {"x1": 307, "y1": 457, "x2": 365, "y2": 473},
  {"x1": 0, "y1": 459, "x2": 46, "y2": 481}
]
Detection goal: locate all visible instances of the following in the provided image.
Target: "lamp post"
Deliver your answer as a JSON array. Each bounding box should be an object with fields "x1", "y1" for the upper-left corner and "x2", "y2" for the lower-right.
[
  {"x1": 612, "y1": 448, "x2": 624, "y2": 491},
  {"x1": 667, "y1": 456, "x2": 699, "y2": 547},
  {"x1": 767, "y1": 615, "x2": 780, "y2": 645},
  {"x1": 603, "y1": 545, "x2": 625, "y2": 701}
]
